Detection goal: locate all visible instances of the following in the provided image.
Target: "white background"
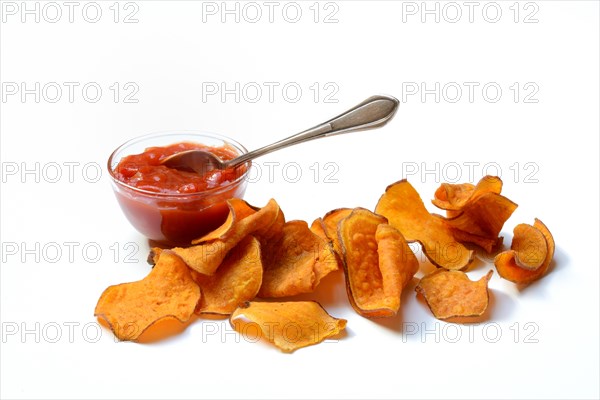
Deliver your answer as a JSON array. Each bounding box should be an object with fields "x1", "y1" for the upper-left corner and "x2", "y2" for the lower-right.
[{"x1": 1, "y1": 1, "x2": 598, "y2": 399}]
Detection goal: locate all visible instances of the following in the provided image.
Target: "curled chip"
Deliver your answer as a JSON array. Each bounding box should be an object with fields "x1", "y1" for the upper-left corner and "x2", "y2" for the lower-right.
[
  {"x1": 433, "y1": 176, "x2": 517, "y2": 252},
  {"x1": 338, "y1": 208, "x2": 418, "y2": 317},
  {"x1": 310, "y1": 217, "x2": 344, "y2": 271},
  {"x1": 193, "y1": 198, "x2": 258, "y2": 243},
  {"x1": 433, "y1": 175, "x2": 502, "y2": 212},
  {"x1": 375, "y1": 180, "x2": 474, "y2": 270},
  {"x1": 259, "y1": 220, "x2": 338, "y2": 298},
  {"x1": 172, "y1": 199, "x2": 282, "y2": 275},
  {"x1": 310, "y1": 209, "x2": 352, "y2": 268},
  {"x1": 433, "y1": 182, "x2": 475, "y2": 212},
  {"x1": 376, "y1": 224, "x2": 419, "y2": 293},
  {"x1": 312, "y1": 208, "x2": 352, "y2": 257},
  {"x1": 444, "y1": 191, "x2": 517, "y2": 240},
  {"x1": 511, "y1": 223, "x2": 547, "y2": 270},
  {"x1": 416, "y1": 269, "x2": 493, "y2": 320},
  {"x1": 193, "y1": 236, "x2": 263, "y2": 315},
  {"x1": 254, "y1": 200, "x2": 286, "y2": 241},
  {"x1": 495, "y1": 219, "x2": 554, "y2": 284},
  {"x1": 309, "y1": 217, "x2": 330, "y2": 245},
  {"x1": 230, "y1": 301, "x2": 346, "y2": 352},
  {"x1": 94, "y1": 251, "x2": 201, "y2": 341},
  {"x1": 450, "y1": 228, "x2": 502, "y2": 254}
]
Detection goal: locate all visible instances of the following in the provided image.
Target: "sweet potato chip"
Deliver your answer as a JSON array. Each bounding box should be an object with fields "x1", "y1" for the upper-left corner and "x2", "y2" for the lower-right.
[
  {"x1": 431, "y1": 176, "x2": 516, "y2": 252},
  {"x1": 433, "y1": 182, "x2": 475, "y2": 212},
  {"x1": 416, "y1": 269, "x2": 493, "y2": 320},
  {"x1": 433, "y1": 175, "x2": 502, "y2": 212},
  {"x1": 254, "y1": 200, "x2": 286, "y2": 241},
  {"x1": 192, "y1": 198, "x2": 258, "y2": 244},
  {"x1": 450, "y1": 228, "x2": 502, "y2": 254},
  {"x1": 495, "y1": 219, "x2": 555, "y2": 284},
  {"x1": 375, "y1": 180, "x2": 474, "y2": 270},
  {"x1": 376, "y1": 223, "x2": 419, "y2": 289},
  {"x1": 259, "y1": 220, "x2": 338, "y2": 298},
  {"x1": 230, "y1": 301, "x2": 346, "y2": 352},
  {"x1": 172, "y1": 199, "x2": 281, "y2": 275},
  {"x1": 338, "y1": 209, "x2": 387, "y2": 315},
  {"x1": 338, "y1": 208, "x2": 418, "y2": 317},
  {"x1": 310, "y1": 209, "x2": 352, "y2": 267},
  {"x1": 94, "y1": 251, "x2": 201, "y2": 341},
  {"x1": 511, "y1": 223, "x2": 547, "y2": 270},
  {"x1": 321, "y1": 208, "x2": 353, "y2": 257},
  {"x1": 444, "y1": 192, "x2": 517, "y2": 239},
  {"x1": 375, "y1": 223, "x2": 419, "y2": 309},
  {"x1": 193, "y1": 236, "x2": 263, "y2": 315},
  {"x1": 310, "y1": 218, "x2": 330, "y2": 245}
]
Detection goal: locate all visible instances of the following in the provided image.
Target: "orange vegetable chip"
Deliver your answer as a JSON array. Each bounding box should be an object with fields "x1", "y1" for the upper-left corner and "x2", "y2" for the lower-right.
[
  {"x1": 416, "y1": 269, "x2": 493, "y2": 320},
  {"x1": 192, "y1": 198, "x2": 258, "y2": 244},
  {"x1": 230, "y1": 301, "x2": 346, "y2": 352},
  {"x1": 316, "y1": 208, "x2": 353, "y2": 257},
  {"x1": 309, "y1": 217, "x2": 329, "y2": 245},
  {"x1": 193, "y1": 236, "x2": 263, "y2": 315},
  {"x1": 376, "y1": 223, "x2": 419, "y2": 291},
  {"x1": 445, "y1": 192, "x2": 517, "y2": 240},
  {"x1": 259, "y1": 220, "x2": 338, "y2": 298},
  {"x1": 495, "y1": 219, "x2": 555, "y2": 284},
  {"x1": 253, "y1": 200, "x2": 286, "y2": 241},
  {"x1": 433, "y1": 182, "x2": 475, "y2": 212},
  {"x1": 172, "y1": 199, "x2": 282, "y2": 275},
  {"x1": 375, "y1": 180, "x2": 474, "y2": 270},
  {"x1": 432, "y1": 175, "x2": 502, "y2": 212},
  {"x1": 310, "y1": 208, "x2": 353, "y2": 268},
  {"x1": 94, "y1": 251, "x2": 201, "y2": 341},
  {"x1": 432, "y1": 176, "x2": 516, "y2": 251},
  {"x1": 450, "y1": 228, "x2": 502, "y2": 254},
  {"x1": 338, "y1": 208, "x2": 418, "y2": 317},
  {"x1": 511, "y1": 223, "x2": 547, "y2": 270},
  {"x1": 310, "y1": 217, "x2": 344, "y2": 272}
]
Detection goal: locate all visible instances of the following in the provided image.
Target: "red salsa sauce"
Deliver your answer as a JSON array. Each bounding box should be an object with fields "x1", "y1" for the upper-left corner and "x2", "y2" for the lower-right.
[
  {"x1": 114, "y1": 142, "x2": 241, "y2": 194},
  {"x1": 112, "y1": 142, "x2": 248, "y2": 246}
]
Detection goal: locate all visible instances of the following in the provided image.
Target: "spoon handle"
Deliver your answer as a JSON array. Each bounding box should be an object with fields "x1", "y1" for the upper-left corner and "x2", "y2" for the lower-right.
[{"x1": 226, "y1": 94, "x2": 399, "y2": 168}]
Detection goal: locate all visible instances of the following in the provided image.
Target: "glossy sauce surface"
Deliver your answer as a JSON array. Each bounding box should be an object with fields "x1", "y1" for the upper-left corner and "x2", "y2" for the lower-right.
[{"x1": 114, "y1": 142, "x2": 240, "y2": 194}]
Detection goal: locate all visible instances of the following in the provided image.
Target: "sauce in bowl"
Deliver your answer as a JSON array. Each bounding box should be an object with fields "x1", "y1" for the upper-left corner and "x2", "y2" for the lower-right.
[
  {"x1": 108, "y1": 133, "x2": 249, "y2": 247},
  {"x1": 114, "y1": 142, "x2": 240, "y2": 194}
]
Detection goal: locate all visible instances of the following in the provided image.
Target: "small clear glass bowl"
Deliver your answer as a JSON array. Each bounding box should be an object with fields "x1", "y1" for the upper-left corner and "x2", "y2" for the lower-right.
[{"x1": 107, "y1": 131, "x2": 249, "y2": 246}]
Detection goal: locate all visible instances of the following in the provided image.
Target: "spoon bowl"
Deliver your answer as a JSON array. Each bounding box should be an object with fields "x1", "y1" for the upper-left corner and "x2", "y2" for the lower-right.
[{"x1": 159, "y1": 148, "x2": 230, "y2": 175}]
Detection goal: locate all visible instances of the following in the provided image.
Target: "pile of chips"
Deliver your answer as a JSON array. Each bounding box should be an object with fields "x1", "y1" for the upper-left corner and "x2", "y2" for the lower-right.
[{"x1": 95, "y1": 176, "x2": 555, "y2": 351}]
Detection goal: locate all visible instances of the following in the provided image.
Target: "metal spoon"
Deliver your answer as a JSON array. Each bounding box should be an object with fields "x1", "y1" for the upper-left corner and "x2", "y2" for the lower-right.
[{"x1": 161, "y1": 94, "x2": 399, "y2": 174}]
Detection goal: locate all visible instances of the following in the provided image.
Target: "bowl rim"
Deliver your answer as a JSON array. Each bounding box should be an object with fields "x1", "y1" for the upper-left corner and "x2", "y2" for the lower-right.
[{"x1": 107, "y1": 130, "x2": 250, "y2": 198}]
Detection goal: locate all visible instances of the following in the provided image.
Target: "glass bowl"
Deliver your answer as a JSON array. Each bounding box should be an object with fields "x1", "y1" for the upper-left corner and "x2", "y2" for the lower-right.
[{"x1": 107, "y1": 131, "x2": 249, "y2": 247}]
